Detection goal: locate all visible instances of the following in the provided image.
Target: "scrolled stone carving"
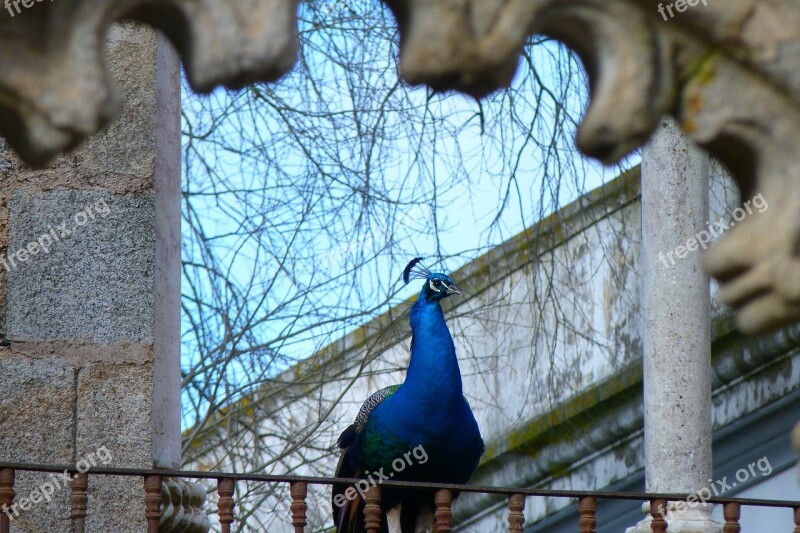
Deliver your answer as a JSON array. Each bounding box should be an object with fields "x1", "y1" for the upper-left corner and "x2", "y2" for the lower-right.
[
  {"x1": 383, "y1": 0, "x2": 675, "y2": 161},
  {"x1": 3, "y1": 0, "x2": 800, "y2": 334},
  {"x1": 160, "y1": 477, "x2": 211, "y2": 533},
  {"x1": 680, "y1": 46, "x2": 800, "y2": 335},
  {"x1": 647, "y1": 6, "x2": 800, "y2": 336},
  {"x1": 384, "y1": 0, "x2": 800, "y2": 335},
  {"x1": 0, "y1": 0, "x2": 298, "y2": 166}
]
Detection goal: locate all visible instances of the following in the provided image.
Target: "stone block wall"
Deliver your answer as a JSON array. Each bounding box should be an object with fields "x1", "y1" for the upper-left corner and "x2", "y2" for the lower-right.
[{"x1": 0, "y1": 24, "x2": 180, "y2": 532}]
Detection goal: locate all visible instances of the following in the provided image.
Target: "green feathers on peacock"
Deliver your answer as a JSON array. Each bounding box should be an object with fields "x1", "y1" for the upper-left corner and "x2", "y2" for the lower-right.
[{"x1": 332, "y1": 258, "x2": 484, "y2": 533}]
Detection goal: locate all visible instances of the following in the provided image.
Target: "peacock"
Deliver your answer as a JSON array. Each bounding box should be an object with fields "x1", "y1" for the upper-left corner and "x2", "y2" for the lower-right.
[{"x1": 332, "y1": 258, "x2": 484, "y2": 533}]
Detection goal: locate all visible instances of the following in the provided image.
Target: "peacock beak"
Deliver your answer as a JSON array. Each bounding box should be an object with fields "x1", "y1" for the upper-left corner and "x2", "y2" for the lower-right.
[{"x1": 446, "y1": 284, "x2": 463, "y2": 296}]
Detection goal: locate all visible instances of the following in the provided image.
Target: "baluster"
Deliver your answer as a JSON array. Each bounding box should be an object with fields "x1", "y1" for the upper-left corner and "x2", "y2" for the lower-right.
[
  {"x1": 71, "y1": 473, "x2": 88, "y2": 533},
  {"x1": 649, "y1": 498, "x2": 668, "y2": 533},
  {"x1": 290, "y1": 481, "x2": 308, "y2": 533},
  {"x1": 144, "y1": 475, "x2": 162, "y2": 533},
  {"x1": 722, "y1": 502, "x2": 740, "y2": 533},
  {"x1": 579, "y1": 496, "x2": 597, "y2": 533},
  {"x1": 363, "y1": 484, "x2": 382, "y2": 533},
  {"x1": 434, "y1": 489, "x2": 453, "y2": 533},
  {"x1": 794, "y1": 506, "x2": 800, "y2": 533},
  {"x1": 507, "y1": 493, "x2": 525, "y2": 532},
  {"x1": 218, "y1": 478, "x2": 235, "y2": 533},
  {"x1": 0, "y1": 468, "x2": 14, "y2": 533}
]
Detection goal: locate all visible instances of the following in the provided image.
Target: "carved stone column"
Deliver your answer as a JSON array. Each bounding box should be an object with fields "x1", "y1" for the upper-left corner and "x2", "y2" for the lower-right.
[
  {"x1": 0, "y1": 24, "x2": 181, "y2": 531},
  {"x1": 627, "y1": 119, "x2": 721, "y2": 533}
]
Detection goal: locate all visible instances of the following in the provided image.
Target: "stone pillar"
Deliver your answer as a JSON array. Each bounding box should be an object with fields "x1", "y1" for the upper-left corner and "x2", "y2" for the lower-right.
[
  {"x1": 0, "y1": 24, "x2": 180, "y2": 531},
  {"x1": 627, "y1": 118, "x2": 721, "y2": 532}
]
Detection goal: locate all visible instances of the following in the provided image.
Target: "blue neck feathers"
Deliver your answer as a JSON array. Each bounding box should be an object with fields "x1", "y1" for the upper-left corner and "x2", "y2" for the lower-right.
[{"x1": 403, "y1": 297, "x2": 463, "y2": 400}]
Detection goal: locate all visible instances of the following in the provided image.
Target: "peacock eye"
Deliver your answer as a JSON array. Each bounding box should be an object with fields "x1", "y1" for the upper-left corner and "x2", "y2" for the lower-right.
[{"x1": 433, "y1": 279, "x2": 442, "y2": 287}]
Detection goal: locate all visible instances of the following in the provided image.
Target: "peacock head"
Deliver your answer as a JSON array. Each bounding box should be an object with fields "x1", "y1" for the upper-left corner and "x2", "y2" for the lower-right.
[{"x1": 402, "y1": 257, "x2": 462, "y2": 302}]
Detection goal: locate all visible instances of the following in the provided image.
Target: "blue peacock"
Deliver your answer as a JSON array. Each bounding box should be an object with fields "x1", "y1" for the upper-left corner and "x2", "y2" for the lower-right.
[{"x1": 332, "y1": 258, "x2": 484, "y2": 533}]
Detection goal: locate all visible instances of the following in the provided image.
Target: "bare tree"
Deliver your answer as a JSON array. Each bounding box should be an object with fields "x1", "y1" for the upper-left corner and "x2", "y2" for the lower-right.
[{"x1": 179, "y1": 1, "x2": 641, "y2": 530}]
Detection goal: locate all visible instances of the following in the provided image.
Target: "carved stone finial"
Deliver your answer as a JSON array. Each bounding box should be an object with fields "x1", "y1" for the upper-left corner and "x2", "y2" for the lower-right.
[
  {"x1": 382, "y1": 0, "x2": 674, "y2": 162},
  {"x1": 381, "y1": 0, "x2": 527, "y2": 98},
  {"x1": 159, "y1": 478, "x2": 211, "y2": 533},
  {"x1": 0, "y1": 0, "x2": 299, "y2": 167}
]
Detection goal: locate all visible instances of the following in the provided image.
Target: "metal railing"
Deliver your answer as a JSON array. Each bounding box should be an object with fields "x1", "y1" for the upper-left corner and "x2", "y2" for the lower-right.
[{"x1": 1, "y1": 461, "x2": 799, "y2": 532}]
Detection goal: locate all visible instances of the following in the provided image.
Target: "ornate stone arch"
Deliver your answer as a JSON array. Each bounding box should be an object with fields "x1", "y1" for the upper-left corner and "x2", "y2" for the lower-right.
[{"x1": 1, "y1": 0, "x2": 799, "y2": 332}]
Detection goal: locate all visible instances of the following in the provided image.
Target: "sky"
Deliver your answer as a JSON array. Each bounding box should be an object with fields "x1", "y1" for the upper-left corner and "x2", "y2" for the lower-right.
[{"x1": 178, "y1": 2, "x2": 639, "y2": 427}]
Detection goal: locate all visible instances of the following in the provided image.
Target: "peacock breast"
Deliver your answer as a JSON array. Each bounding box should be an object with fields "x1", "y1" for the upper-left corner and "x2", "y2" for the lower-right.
[{"x1": 360, "y1": 392, "x2": 483, "y2": 483}]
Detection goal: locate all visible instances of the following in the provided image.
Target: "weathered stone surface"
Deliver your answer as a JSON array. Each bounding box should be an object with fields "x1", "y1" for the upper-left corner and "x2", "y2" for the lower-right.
[
  {"x1": 0, "y1": 354, "x2": 75, "y2": 531},
  {"x1": 0, "y1": 22, "x2": 180, "y2": 532},
  {"x1": 5, "y1": 189, "x2": 155, "y2": 344},
  {"x1": 641, "y1": 119, "x2": 713, "y2": 494},
  {"x1": 78, "y1": 362, "x2": 153, "y2": 533},
  {"x1": 0, "y1": 354, "x2": 74, "y2": 463},
  {"x1": 5, "y1": 470, "x2": 73, "y2": 532},
  {"x1": 76, "y1": 363, "x2": 154, "y2": 465},
  {"x1": 7, "y1": 340, "x2": 152, "y2": 366},
  {"x1": 80, "y1": 24, "x2": 158, "y2": 182},
  {"x1": 2, "y1": 0, "x2": 798, "y2": 335},
  {"x1": 0, "y1": 0, "x2": 299, "y2": 166}
]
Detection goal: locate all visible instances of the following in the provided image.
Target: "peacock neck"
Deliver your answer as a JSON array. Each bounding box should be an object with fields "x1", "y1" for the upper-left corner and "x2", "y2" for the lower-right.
[{"x1": 403, "y1": 297, "x2": 463, "y2": 401}]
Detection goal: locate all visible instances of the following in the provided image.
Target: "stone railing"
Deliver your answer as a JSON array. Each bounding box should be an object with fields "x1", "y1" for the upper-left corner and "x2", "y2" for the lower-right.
[{"x1": 159, "y1": 478, "x2": 211, "y2": 533}]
